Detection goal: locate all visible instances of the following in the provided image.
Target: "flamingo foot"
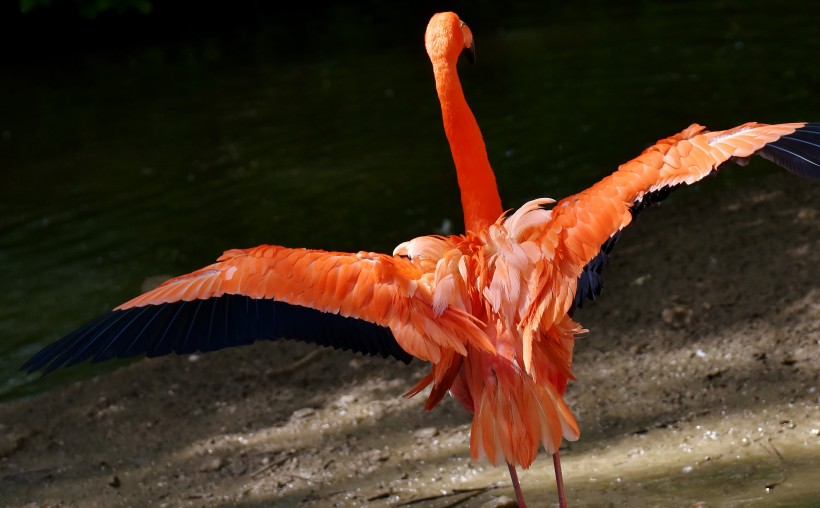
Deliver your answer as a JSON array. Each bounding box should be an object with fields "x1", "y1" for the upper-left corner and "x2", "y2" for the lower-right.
[{"x1": 506, "y1": 461, "x2": 527, "y2": 507}]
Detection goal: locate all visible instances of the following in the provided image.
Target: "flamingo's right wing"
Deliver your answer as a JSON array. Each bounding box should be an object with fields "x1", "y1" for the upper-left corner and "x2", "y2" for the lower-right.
[
  {"x1": 24, "y1": 245, "x2": 493, "y2": 374},
  {"x1": 529, "y1": 122, "x2": 820, "y2": 321}
]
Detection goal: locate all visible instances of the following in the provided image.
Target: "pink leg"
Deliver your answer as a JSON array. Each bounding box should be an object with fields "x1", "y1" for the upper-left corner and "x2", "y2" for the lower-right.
[
  {"x1": 553, "y1": 452, "x2": 567, "y2": 508},
  {"x1": 506, "y1": 461, "x2": 527, "y2": 507}
]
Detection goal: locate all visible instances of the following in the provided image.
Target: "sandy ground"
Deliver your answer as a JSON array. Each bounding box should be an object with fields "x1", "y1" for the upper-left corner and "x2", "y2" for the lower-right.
[{"x1": 1, "y1": 173, "x2": 818, "y2": 507}]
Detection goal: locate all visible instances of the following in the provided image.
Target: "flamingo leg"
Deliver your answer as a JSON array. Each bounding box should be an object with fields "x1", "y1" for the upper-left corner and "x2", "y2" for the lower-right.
[
  {"x1": 506, "y1": 461, "x2": 527, "y2": 507},
  {"x1": 553, "y1": 452, "x2": 567, "y2": 508}
]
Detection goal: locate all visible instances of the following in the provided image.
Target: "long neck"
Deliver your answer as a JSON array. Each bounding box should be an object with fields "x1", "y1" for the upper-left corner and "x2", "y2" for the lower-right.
[{"x1": 433, "y1": 62, "x2": 503, "y2": 233}]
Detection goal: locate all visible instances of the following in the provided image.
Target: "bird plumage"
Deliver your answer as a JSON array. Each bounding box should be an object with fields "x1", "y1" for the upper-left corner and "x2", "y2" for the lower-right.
[{"x1": 21, "y1": 10, "x2": 820, "y2": 508}]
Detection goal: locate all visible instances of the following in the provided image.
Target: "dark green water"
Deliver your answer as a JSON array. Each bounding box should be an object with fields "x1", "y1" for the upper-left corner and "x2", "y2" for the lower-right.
[{"x1": 1, "y1": 1, "x2": 819, "y2": 400}]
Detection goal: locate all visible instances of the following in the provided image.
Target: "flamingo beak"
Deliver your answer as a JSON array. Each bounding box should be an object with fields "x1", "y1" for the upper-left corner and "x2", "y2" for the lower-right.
[{"x1": 463, "y1": 41, "x2": 476, "y2": 64}]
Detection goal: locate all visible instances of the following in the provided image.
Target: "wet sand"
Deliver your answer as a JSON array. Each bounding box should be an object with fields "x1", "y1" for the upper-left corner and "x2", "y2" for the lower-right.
[{"x1": 1, "y1": 173, "x2": 818, "y2": 507}]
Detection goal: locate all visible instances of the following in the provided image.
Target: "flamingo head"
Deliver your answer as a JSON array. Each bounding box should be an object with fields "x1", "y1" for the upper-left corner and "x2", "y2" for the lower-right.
[{"x1": 426, "y1": 12, "x2": 476, "y2": 65}]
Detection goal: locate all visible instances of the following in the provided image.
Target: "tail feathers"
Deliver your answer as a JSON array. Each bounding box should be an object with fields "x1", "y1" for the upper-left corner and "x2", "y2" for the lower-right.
[
  {"x1": 469, "y1": 363, "x2": 579, "y2": 468},
  {"x1": 756, "y1": 122, "x2": 820, "y2": 179}
]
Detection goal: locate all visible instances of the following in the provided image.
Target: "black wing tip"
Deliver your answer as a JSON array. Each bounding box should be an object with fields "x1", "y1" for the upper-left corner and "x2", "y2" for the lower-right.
[
  {"x1": 570, "y1": 231, "x2": 622, "y2": 316},
  {"x1": 23, "y1": 295, "x2": 413, "y2": 376},
  {"x1": 757, "y1": 122, "x2": 820, "y2": 180},
  {"x1": 630, "y1": 184, "x2": 682, "y2": 217}
]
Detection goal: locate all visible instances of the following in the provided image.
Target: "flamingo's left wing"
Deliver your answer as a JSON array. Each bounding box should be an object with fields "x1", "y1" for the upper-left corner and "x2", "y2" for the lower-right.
[{"x1": 24, "y1": 245, "x2": 492, "y2": 374}]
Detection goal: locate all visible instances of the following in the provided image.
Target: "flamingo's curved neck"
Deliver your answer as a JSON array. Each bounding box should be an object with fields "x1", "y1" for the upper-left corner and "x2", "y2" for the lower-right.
[{"x1": 433, "y1": 62, "x2": 503, "y2": 233}]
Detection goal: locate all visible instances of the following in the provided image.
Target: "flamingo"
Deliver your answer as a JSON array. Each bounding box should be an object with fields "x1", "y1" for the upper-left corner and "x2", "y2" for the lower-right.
[{"x1": 22, "y1": 11, "x2": 820, "y2": 508}]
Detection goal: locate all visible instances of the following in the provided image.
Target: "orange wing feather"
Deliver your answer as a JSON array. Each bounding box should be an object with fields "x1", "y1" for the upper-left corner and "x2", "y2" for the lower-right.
[
  {"x1": 548, "y1": 122, "x2": 804, "y2": 266},
  {"x1": 118, "y1": 245, "x2": 494, "y2": 363},
  {"x1": 522, "y1": 123, "x2": 806, "y2": 330}
]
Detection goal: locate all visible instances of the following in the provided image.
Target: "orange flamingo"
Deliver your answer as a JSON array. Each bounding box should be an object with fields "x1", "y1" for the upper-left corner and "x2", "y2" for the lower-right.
[{"x1": 23, "y1": 12, "x2": 820, "y2": 508}]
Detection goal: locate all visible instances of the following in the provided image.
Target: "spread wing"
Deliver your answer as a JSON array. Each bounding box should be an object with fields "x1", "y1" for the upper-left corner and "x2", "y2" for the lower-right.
[
  {"x1": 534, "y1": 122, "x2": 819, "y2": 319},
  {"x1": 24, "y1": 245, "x2": 494, "y2": 374}
]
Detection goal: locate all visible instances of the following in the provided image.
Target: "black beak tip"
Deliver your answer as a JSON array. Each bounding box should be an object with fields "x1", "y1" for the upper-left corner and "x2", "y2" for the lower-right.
[{"x1": 463, "y1": 42, "x2": 476, "y2": 64}]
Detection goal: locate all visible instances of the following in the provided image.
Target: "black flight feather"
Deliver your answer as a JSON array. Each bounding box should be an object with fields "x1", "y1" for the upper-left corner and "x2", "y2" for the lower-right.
[
  {"x1": 23, "y1": 295, "x2": 412, "y2": 374},
  {"x1": 757, "y1": 123, "x2": 820, "y2": 180}
]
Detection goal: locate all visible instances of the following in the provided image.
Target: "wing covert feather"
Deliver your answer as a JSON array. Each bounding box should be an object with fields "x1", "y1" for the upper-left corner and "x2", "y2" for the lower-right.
[
  {"x1": 526, "y1": 121, "x2": 815, "y2": 318},
  {"x1": 117, "y1": 245, "x2": 493, "y2": 363},
  {"x1": 24, "y1": 245, "x2": 496, "y2": 374}
]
